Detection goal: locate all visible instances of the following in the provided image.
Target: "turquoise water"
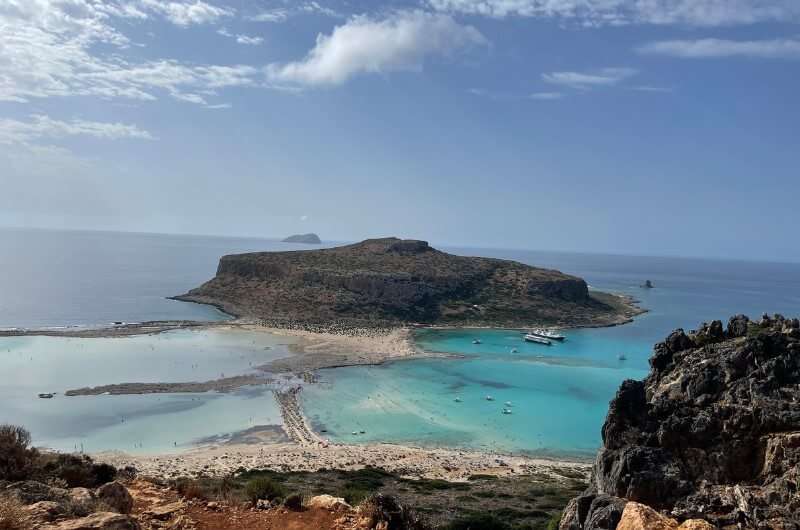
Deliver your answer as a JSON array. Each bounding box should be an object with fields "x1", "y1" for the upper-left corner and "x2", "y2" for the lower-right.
[
  {"x1": 302, "y1": 254, "x2": 800, "y2": 458},
  {"x1": 0, "y1": 329, "x2": 297, "y2": 453}
]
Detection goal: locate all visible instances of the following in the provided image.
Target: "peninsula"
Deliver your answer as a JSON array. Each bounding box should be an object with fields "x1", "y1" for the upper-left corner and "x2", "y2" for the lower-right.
[{"x1": 174, "y1": 237, "x2": 641, "y2": 329}]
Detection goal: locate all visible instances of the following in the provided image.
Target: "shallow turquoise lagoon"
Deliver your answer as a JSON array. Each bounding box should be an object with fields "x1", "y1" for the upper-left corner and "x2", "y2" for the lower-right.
[
  {"x1": 0, "y1": 329, "x2": 295, "y2": 453},
  {"x1": 301, "y1": 327, "x2": 651, "y2": 459}
]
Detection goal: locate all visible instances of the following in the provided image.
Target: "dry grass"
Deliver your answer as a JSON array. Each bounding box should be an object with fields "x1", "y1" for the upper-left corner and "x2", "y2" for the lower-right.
[{"x1": 0, "y1": 495, "x2": 31, "y2": 530}]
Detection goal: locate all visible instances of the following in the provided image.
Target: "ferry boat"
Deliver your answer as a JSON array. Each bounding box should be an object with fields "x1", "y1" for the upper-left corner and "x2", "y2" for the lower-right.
[
  {"x1": 524, "y1": 334, "x2": 552, "y2": 345},
  {"x1": 528, "y1": 329, "x2": 566, "y2": 341}
]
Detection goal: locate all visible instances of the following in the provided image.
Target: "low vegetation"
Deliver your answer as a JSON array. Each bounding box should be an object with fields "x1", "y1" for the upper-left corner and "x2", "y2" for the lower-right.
[{"x1": 0, "y1": 495, "x2": 31, "y2": 530}]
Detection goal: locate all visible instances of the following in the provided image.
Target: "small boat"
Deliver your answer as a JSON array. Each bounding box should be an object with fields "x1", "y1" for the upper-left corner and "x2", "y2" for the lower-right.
[
  {"x1": 352, "y1": 431, "x2": 359, "y2": 435},
  {"x1": 359, "y1": 430, "x2": 366, "y2": 434},
  {"x1": 524, "y1": 334, "x2": 552, "y2": 345},
  {"x1": 504, "y1": 401, "x2": 512, "y2": 407},
  {"x1": 472, "y1": 339, "x2": 482, "y2": 345},
  {"x1": 38, "y1": 393, "x2": 55, "y2": 399},
  {"x1": 502, "y1": 408, "x2": 512, "y2": 415},
  {"x1": 485, "y1": 395, "x2": 494, "y2": 401},
  {"x1": 454, "y1": 397, "x2": 463, "y2": 403},
  {"x1": 510, "y1": 348, "x2": 518, "y2": 354},
  {"x1": 529, "y1": 329, "x2": 565, "y2": 341},
  {"x1": 618, "y1": 353, "x2": 627, "y2": 361}
]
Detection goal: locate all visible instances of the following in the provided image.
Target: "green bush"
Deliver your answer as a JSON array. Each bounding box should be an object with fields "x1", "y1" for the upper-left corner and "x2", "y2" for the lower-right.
[
  {"x1": 341, "y1": 487, "x2": 370, "y2": 506},
  {"x1": 0, "y1": 425, "x2": 38, "y2": 481},
  {"x1": 244, "y1": 477, "x2": 286, "y2": 504},
  {"x1": 444, "y1": 513, "x2": 511, "y2": 530},
  {"x1": 0, "y1": 494, "x2": 31, "y2": 530},
  {"x1": 545, "y1": 512, "x2": 562, "y2": 530}
]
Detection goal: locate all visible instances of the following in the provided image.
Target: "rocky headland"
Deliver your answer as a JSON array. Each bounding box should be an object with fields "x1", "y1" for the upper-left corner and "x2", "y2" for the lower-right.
[
  {"x1": 560, "y1": 313, "x2": 800, "y2": 530},
  {"x1": 174, "y1": 237, "x2": 641, "y2": 329}
]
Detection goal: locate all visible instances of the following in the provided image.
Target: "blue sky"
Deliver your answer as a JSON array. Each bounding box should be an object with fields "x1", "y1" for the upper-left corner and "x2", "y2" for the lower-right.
[{"x1": 1, "y1": 0, "x2": 798, "y2": 261}]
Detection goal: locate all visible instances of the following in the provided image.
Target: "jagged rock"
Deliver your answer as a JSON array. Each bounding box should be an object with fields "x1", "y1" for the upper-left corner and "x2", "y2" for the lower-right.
[
  {"x1": 26, "y1": 500, "x2": 65, "y2": 522},
  {"x1": 307, "y1": 494, "x2": 351, "y2": 512},
  {"x1": 173, "y1": 238, "x2": 639, "y2": 328},
  {"x1": 562, "y1": 314, "x2": 800, "y2": 529},
  {"x1": 146, "y1": 501, "x2": 184, "y2": 520},
  {"x1": 95, "y1": 482, "x2": 133, "y2": 514},
  {"x1": 616, "y1": 502, "x2": 677, "y2": 530},
  {"x1": 41, "y1": 512, "x2": 140, "y2": 530}
]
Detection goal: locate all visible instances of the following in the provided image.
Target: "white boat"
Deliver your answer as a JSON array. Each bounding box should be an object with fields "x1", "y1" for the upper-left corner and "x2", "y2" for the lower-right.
[
  {"x1": 510, "y1": 348, "x2": 518, "y2": 353},
  {"x1": 472, "y1": 339, "x2": 482, "y2": 345},
  {"x1": 524, "y1": 334, "x2": 552, "y2": 345},
  {"x1": 529, "y1": 329, "x2": 565, "y2": 341},
  {"x1": 454, "y1": 397, "x2": 463, "y2": 403},
  {"x1": 502, "y1": 408, "x2": 512, "y2": 415},
  {"x1": 485, "y1": 395, "x2": 494, "y2": 401},
  {"x1": 504, "y1": 401, "x2": 512, "y2": 407}
]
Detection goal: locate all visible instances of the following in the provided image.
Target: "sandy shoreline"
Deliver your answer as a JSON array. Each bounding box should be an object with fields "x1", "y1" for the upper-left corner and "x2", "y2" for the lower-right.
[{"x1": 94, "y1": 439, "x2": 590, "y2": 482}]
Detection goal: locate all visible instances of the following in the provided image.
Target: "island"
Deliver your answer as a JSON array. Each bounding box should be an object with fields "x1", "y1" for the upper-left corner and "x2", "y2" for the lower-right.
[
  {"x1": 173, "y1": 237, "x2": 641, "y2": 329},
  {"x1": 282, "y1": 233, "x2": 321, "y2": 244}
]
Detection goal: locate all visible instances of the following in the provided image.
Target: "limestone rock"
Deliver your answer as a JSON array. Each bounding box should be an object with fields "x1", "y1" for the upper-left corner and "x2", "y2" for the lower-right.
[
  {"x1": 146, "y1": 501, "x2": 184, "y2": 520},
  {"x1": 616, "y1": 503, "x2": 677, "y2": 530},
  {"x1": 563, "y1": 314, "x2": 800, "y2": 529},
  {"x1": 676, "y1": 520, "x2": 715, "y2": 530},
  {"x1": 26, "y1": 500, "x2": 64, "y2": 522},
  {"x1": 307, "y1": 494, "x2": 351, "y2": 512},
  {"x1": 95, "y1": 482, "x2": 133, "y2": 514},
  {"x1": 41, "y1": 512, "x2": 140, "y2": 530},
  {"x1": 70, "y1": 487, "x2": 94, "y2": 505}
]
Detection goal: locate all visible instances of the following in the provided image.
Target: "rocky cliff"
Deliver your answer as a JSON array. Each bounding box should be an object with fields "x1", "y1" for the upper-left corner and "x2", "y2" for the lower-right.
[
  {"x1": 175, "y1": 237, "x2": 639, "y2": 328},
  {"x1": 560, "y1": 313, "x2": 800, "y2": 530}
]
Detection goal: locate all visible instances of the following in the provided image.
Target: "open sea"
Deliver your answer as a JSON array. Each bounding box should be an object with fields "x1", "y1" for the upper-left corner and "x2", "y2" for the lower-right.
[{"x1": 1, "y1": 227, "x2": 799, "y2": 457}]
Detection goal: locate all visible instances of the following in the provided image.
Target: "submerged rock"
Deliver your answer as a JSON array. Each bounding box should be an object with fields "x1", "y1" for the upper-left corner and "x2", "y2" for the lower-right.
[{"x1": 561, "y1": 314, "x2": 800, "y2": 529}]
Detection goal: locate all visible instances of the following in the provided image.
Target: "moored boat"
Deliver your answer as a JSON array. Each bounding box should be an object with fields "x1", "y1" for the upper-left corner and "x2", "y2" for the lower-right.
[
  {"x1": 528, "y1": 328, "x2": 565, "y2": 341},
  {"x1": 524, "y1": 334, "x2": 552, "y2": 345}
]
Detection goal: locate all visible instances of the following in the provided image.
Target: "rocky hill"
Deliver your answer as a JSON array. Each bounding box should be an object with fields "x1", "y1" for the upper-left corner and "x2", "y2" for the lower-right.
[
  {"x1": 282, "y1": 233, "x2": 321, "y2": 244},
  {"x1": 175, "y1": 237, "x2": 639, "y2": 328},
  {"x1": 560, "y1": 313, "x2": 800, "y2": 530}
]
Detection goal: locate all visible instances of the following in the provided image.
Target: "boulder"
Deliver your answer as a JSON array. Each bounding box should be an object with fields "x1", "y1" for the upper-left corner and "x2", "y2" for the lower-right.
[
  {"x1": 306, "y1": 494, "x2": 351, "y2": 512},
  {"x1": 27, "y1": 500, "x2": 65, "y2": 522},
  {"x1": 95, "y1": 482, "x2": 133, "y2": 514},
  {"x1": 41, "y1": 512, "x2": 140, "y2": 530},
  {"x1": 616, "y1": 503, "x2": 677, "y2": 530},
  {"x1": 70, "y1": 487, "x2": 94, "y2": 505},
  {"x1": 5, "y1": 480, "x2": 67, "y2": 504},
  {"x1": 145, "y1": 501, "x2": 184, "y2": 520}
]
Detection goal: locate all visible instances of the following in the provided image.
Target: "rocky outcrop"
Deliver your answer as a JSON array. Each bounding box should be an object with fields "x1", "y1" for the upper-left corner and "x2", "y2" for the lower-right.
[
  {"x1": 561, "y1": 313, "x2": 800, "y2": 530},
  {"x1": 282, "y1": 233, "x2": 322, "y2": 244},
  {"x1": 175, "y1": 238, "x2": 640, "y2": 328},
  {"x1": 40, "y1": 512, "x2": 140, "y2": 530}
]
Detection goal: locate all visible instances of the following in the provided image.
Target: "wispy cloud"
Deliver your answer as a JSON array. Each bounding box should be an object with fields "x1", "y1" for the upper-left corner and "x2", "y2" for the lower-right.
[
  {"x1": 427, "y1": 0, "x2": 800, "y2": 27},
  {"x1": 266, "y1": 10, "x2": 487, "y2": 87},
  {"x1": 248, "y1": 2, "x2": 342, "y2": 23},
  {"x1": 529, "y1": 91, "x2": 563, "y2": 100},
  {"x1": 0, "y1": 115, "x2": 154, "y2": 145},
  {"x1": 0, "y1": 2, "x2": 260, "y2": 106},
  {"x1": 217, "y1": 27, "x2": 264, "y2": 45},
  {"x1": 542, "y1": 68, "x2": 637, "y2": 90},
  {"x1": 139, "y1": 0, "x2": 234, "y2": 26},
  {"x1": 637, "y1": 38, "x2": 800, "y2": 59}
]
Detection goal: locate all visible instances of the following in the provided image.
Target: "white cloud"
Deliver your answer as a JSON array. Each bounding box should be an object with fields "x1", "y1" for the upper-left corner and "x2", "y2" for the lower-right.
[
  {"x1": 0, "y1": 115, "x2": 154, "y2": 145},
  {"x1": 139, "y1": 0, "x2": 234, "y2": 26},
  {"x1": 529, "y1": 91, "x2": 563, "y2": 100},
  {"x1": 0, "y1": 2, "x2": 260, "y2": 105},
  {"x1": 217, "y1": 27, "x2": 264, "y2": 45},
  {"x1": 637, "y1": 38, "x2": 800, "y2": 59},
  {"x1": 427, "y1": 0, "x2": 800, "y2": 26},
  {"x1": 266, "y1": 10, "x2": 487, "y2": 86},
  {"x1": 543, "y1": 67, "x2": 637, "y2": 90}
]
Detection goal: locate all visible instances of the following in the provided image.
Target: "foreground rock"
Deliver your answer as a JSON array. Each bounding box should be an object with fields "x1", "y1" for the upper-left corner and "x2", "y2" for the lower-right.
[
  {"x1": 561, "y1": 313, "x2": 800, "y2": 529},
  {"x1": 175, "y1": 237, "x2": 641, "y2": 328},
  {"x1": 40, "y1": 512, "x2": 140, "y2": 530}
]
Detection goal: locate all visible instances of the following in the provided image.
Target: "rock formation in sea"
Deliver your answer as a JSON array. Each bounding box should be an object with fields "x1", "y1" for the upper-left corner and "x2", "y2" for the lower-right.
[
  {"x1": 282, "y1": 233, "x2": 322, "y2": 244},
  {"x1": 560, "y1": 313, "x2": 800, "y2": 530},
  {"x1": 174, "y1": 237, "x2": 640, "y2": 328},
  {"x1": 641, "y1": 280, "x2": 654, "y2": 289}
]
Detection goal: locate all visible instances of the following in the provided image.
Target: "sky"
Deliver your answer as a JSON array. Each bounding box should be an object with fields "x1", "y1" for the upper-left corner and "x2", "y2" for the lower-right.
[{"x1": 0, "y1": 0, "x2": 798, "y2": 261}]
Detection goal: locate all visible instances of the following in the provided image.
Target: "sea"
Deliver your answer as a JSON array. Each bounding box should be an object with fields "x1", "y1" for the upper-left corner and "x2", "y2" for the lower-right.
[{"x1": 1, "y1": 227, "x2": 799, "y2": 457}]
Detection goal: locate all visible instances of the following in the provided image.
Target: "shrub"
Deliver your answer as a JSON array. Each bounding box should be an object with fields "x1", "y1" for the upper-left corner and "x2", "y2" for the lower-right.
[
  {"x1": 341, "y1": 487, "x2": 370, "y2": 506},
  {"x1": 545, "y1": 513, "x2": 562, "y2": 530},
  {"x1": 0, "y1": 425, "x2": 38, "y2": 481},
  {"x1": 359, "y1": 494, "x2": 429, "y2": 530},
  {"x1": 283, "y1": 493, "x2": 303, "y2": 511},
  {"x1": 445, "y1": 513, "x2": 511, "y2": 530},
  {"x1": 244, "y1": 477, "x2": 286, "y2": 505},
  {"x1": 0, "y1": 495, "x2": 31, "y2": 530},
  {"x1": 38, "y1": 454, "x2": 117, "y2": 488},
  {"x1": 173, "y1": 479, "x2": 209, "y2": 501}
]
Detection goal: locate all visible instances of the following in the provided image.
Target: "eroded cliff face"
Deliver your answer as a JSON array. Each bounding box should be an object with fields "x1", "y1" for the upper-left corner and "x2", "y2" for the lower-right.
[
  {"x1": 175, "y1": 238, "x2": 637, "y2": 328},
  {"x1": 561, "y1": 314, "x2": 800, "y2": 530}
]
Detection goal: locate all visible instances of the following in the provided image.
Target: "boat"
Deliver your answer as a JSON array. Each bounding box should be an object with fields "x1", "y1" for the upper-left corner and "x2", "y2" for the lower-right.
[
  {"x1": 485, "y1": 395, "x2": 494, "y2": 401},
  {"x1": 618, "y1": 353, "x2": 627, "y2": 361},
  {"x1": 472, "y1": 339, "x2": 482, "y2": 345},
  {"x1": 454, "y1": 397, "x2": 463, "y2": 403},
  {"x1": 524, "y1": 334, "x2": 552, "y2": 345},
  {"x1": 502, "y1": 408, "x2": 512, "y2": 415},
  {"x1": 504, "y1": 401, "x2": 512, "y2": 407},
  {"x1": 510, "y1": 348, "x2": 518, "y2": 353},
  {"x1": 528, "y1": 329, "x2": 565, "y2": 341},
  {"x1": 38, "y1": 393, "x2": 55, "y2": 399}
]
